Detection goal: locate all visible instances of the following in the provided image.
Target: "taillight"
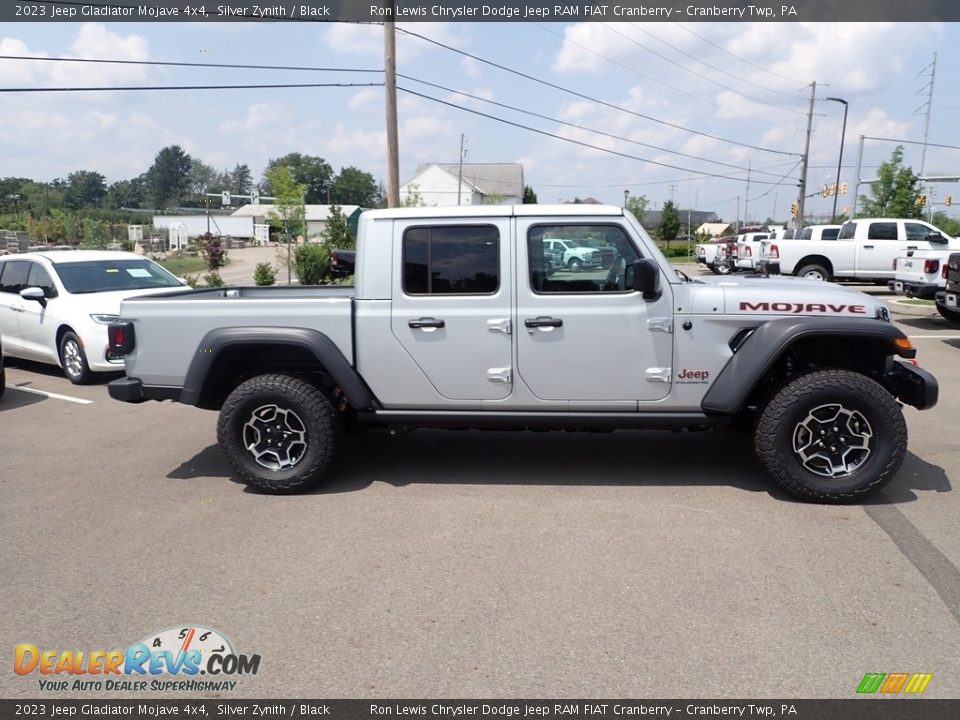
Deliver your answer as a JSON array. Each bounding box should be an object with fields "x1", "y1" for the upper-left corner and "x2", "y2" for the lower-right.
[
  {"x1": 743, "y1": 246, "x2": 752, "y2": 257},
  {"x1": 892, "y1": 258, "x2": 897, "y2": 270},
  {"x1": 108, "y1": 322, "x2": 135, "y2": 355},
  {"x1": 943, "y1": 263, "x2": 950, "y2": 279},
  {"x1": 924, "y1": 259, "x2": 940, "y2": 274},
  {"x1": 768, "y1": 244, "x2": 779, "y2": 259}
]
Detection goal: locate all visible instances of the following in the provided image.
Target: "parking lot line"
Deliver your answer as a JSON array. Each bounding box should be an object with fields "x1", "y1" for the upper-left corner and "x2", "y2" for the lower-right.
[{"x1": 9, "y1": 384, "x2": 94, "y2": 405}]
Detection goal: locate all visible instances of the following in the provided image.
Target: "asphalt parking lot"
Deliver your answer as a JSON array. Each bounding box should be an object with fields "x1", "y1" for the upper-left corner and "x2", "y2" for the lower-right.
[{"x1": 1, "y1": 271, "x2": 959, "y2": 700}]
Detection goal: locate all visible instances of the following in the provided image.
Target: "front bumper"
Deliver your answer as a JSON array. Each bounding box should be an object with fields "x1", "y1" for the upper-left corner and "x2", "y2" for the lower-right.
[
  {"x1": 886, "y1": 361, "x2": 938, "y2": 411},
  {"x1": 888, "y1": 280, "x2": 940, "y2": 299}
]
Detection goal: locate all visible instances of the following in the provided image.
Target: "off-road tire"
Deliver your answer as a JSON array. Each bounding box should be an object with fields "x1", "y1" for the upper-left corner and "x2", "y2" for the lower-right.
[
  {"x1": 59, "y1": 331, "x2": 92, "y2": 385},
  {"x1": 217, "y1": 373, "x2": 340, "y2": 494},
  {"x1": 936, "y1": 303, "x2": 960, "y2": 325},
  {"x1": 567, "y1": 257, "x2": 583, "y2": 272},
  {"x1": 755, "y1": 370, "x2": 906, "y2": 503},
  {"x1": 796, "y1": 263, "x2": 831, "y2": 282}
]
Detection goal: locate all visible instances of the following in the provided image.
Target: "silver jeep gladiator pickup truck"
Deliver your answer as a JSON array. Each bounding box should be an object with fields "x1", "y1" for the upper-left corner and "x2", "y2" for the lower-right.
[{"x1": 108, "y1": 205, "x2": 937, "y2": 502}]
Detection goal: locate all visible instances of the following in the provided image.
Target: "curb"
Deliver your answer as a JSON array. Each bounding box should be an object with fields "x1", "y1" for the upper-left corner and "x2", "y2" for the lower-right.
[{"x1": 885, "y1": 297, "x2": 938, "y2": 317}]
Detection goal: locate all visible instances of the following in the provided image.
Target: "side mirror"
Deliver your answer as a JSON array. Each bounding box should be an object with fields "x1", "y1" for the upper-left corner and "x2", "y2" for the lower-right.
[
  {"x1": 628, "y1": 258, "x2": 661, "y2": 301},
  {"x1": 926, "y1": 232, "x2": 948, "y2": 244},
  {"x1": 20, "y1": 286, "x2": 47, "y2": 307}
]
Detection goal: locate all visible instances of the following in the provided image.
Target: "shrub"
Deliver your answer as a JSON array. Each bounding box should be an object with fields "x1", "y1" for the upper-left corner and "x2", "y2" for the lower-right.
[
  {"x1": 203, "y1": 271, "x2": 225, "y2": 288},
  {"x1": 293, "y1": 243, "x2": 330, "y2": 285},
  {"x1": 253, "y1": 262, "x2": 277, "y2": 286},
  {"x1": 197, "y1": 232, "x2": 228, "y2": 272}
]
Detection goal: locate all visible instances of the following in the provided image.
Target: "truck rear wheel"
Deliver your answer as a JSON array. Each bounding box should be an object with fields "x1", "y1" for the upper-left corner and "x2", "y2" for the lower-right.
[
  {"x1": 796, "y1": 263, "x2": 830, "y2": 282},
  {"x1": 754, "y1": 370, "x2": 906, "y2": 503},
  {"x1": 217, "y1": 373, "x2": 340, "y2": 494},
  {"x1": 936, "y1": 303, "x2": 960, "y2": 325}
]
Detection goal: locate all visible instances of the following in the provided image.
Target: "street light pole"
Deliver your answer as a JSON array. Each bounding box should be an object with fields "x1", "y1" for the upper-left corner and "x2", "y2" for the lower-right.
[
  {"x1": 623, "y1": 189, "x2": 629, "y2": 209},
  {"x1": 825, "y1": 97, "x2": 848, "y2": 222}
]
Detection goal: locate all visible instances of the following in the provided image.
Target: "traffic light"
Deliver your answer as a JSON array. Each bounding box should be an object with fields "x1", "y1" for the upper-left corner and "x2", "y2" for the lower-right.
[
  {"x1": 790, "y1": 201, "x2": 799, "y2": 217},
  {"x1": 917, "y1": 194, "x2": 927, "y2": 206},
  {"x1": 840, "y1": 182, "x2": 848, "y2": 194},
  {"x1": 946, "y1": 194, "x2": 953, "y2": 207}
]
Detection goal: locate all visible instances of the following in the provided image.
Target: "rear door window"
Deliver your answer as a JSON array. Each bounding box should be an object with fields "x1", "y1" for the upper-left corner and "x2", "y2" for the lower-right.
[{"x1": 867, "y1": 222, "x2": 898, "y2": 240}]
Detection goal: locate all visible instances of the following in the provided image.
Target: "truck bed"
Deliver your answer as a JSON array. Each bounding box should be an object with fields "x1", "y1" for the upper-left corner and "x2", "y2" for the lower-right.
[{"x1": 119, "y1": 285, "x2": 356, "y2": 387}]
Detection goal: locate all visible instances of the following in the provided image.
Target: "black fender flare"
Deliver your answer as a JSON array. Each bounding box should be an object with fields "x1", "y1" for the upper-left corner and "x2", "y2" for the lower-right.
[
  {"x1": 701, "y1": 317, "x2": 917, "y2": 414},
  {"x1": 180, "y1": 327, "x2": 375, "y2": 410}
]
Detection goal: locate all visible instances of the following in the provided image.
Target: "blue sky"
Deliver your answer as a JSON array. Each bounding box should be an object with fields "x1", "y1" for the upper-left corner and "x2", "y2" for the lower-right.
[{"x1": 2, "y1": 20, "x2": 960, "y2": 225}]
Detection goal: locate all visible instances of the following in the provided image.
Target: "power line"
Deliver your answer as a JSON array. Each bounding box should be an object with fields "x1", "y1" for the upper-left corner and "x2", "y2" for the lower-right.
[
  {"x1": 611, "y1": 23, "x2": 806, "y2": 109},
  {"x1": 0, "y1": 82, "x2": 382, "y2": 93},
  {"x1": 674, "y1": 23, "x2": 807, "y2": 85},
  {"x1": 399, "y1": 86, "x2": 789, "y2": 185},
  {"x1": 395, "y1": 26, "x2": 801, "y2": 157},
  {"x1": 0, "y1": 54, "x2": 383, "y2": 74},
  {"x1": 399, "y1": 74, "x2": 791, "y2": 179}
]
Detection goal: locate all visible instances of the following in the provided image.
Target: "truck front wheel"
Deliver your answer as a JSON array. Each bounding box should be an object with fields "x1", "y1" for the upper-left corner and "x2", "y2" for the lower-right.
[
  {"x1": 217, "y1": 374, "x2": 340, "y2": 494},
  {"x1": 754, "y1": 370, "x2": 906, "y2": 503},
  {"x1": 936, "y1": 303, "x2": 960, "y2": 325}
]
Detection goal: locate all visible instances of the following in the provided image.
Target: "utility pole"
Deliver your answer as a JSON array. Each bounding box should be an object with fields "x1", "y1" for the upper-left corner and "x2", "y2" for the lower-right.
[
  {"x1": 852, "y1": 134, "x2": 865, "y2": 217},
  {"x1": 919, "y1": 52, "x2": 937, "y2": 214},
  {"x1": 383, "y1": 5, "x2": 400, "y2": 208},
  {"x1": 796, "y1": 81, "x2": 817, "y2": 228},
  {"x1": 919, "y1": 52, "x2": 937, "y2": 180},
  {"x1": 743, "y1": 159, "x2": 752, "y2": 225},
  {"x1": 457, "y1": 133, "x2": 465, "y2": 206}
]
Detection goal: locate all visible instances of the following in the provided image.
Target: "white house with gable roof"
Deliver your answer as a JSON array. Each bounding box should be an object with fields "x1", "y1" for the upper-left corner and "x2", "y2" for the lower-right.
[{"x1": 400, "y1": 163, "x2": 524, "y2": 206}]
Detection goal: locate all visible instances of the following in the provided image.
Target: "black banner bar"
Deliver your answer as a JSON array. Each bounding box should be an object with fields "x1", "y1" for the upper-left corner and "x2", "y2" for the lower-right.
[
  {"x1": 5, "y1": 0, "x2": 960, "y2": 23},
  {"x1": 1, "y1": 700, "x2": 959, "y2": 720}
]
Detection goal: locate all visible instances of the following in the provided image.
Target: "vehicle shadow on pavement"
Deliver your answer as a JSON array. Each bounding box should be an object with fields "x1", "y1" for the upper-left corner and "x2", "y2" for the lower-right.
[
  {"x1": 166, "y1": 431, "x2": 948, "y2": 504},
  {"x1": 894, "y1": 316, "x2": 955, "y2": 332},
  {"x1": 311, "y1": 429, "x2": 789, "y2": 499},
  {"x1": 166, "y1": 445, "x2": 231, "y2": 480},
  {"x1": 870, "y1": 451, "x2": 952, "y2": 504},
  {"x1": 0, "y1": 387, "x2": 46, "y2": 412}
]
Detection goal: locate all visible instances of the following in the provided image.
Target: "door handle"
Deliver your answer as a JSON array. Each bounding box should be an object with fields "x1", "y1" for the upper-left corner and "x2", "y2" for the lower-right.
[
  {"x1": 408, "y1": 317, "x2": 445, "y2": 329},
  {"x1": 863, "y1": 245, "x2": 874, "y2": 249},
  {"x1": 906, "y1": 245, "x2": 918, "y2": 249},
  {"x1": 524, "y1": 316, "x2": 563, "y2": 328}
]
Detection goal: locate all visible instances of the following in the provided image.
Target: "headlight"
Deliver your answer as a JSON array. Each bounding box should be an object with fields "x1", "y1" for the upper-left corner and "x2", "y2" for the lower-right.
[{"x1": 90, "y1": 314, "x2": 120, "y2": 324}]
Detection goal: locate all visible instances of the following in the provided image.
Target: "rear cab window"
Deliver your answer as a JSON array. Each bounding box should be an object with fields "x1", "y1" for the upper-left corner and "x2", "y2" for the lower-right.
[{"x1": 402, "y1": 225, "x2": 500, "y2": 295}]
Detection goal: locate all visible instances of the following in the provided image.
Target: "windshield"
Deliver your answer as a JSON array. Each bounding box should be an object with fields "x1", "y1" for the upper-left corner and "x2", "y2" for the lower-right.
[{"x1": 53, "y1": 259, "x2": 184, "y2": 294}]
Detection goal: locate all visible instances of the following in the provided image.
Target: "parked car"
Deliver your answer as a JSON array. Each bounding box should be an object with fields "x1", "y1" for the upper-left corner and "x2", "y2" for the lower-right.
[
  {"x1": 695, "y1": 236, "x2": 738, "y2": 275},
  {"x1": 934, "y1": 252, "x2": 960, "y2": 325},
  {"x1": 0, "y1": 251, "x2": 186, "y2": 384},
  {"x1": 329, "y1": 248, "x2": 356, "y2": 278},
  {"x1": 542, "y1": 238, "x2": 605, "y2": 271},
  {"x1": 0, "y1": 335, "x2": 5, "y2": 398}
]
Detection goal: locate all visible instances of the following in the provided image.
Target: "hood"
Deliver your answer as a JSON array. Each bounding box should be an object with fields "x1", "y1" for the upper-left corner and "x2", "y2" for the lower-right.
[{"x1": 687, "y1": 274, "x2": 888, "y2": 319}]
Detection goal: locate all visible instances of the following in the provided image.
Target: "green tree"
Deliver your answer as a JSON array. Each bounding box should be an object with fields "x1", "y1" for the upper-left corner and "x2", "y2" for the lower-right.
[
  {"x1": 262, "y1": 153, "x2": 333, "y2": 204},
  {"x1": 858, "y1": 146, "x2": 923, "y2": 219},
  {"x1": 80, "y1": 218, "x2": 110, "y2": 248},
  {"x1": 264, "y1": 165, "x2": 307, "y2": 284},
  {"x1": 331, "y1": 166, "x2": 378, "y2": 206},
  {"x1": 187, "y1": 158, "x2": 218, "y2": 201},
  {"x1": 523, "y1": 185, "x2": 538, "y2": 204},
  {"x1": 253, "y1": 262, "x2": 277, "y2": 286},
  {"x1": 104, "y1": 176, "x2": 148, "y2": 210},
  {"x1": 656, "y1": 200, "x2": 681, "y2": 244},
  {"x1": 147, "y1": 145, "x2": 193, "y2": 209},
  {"x1": 626, "y1": 195, "x2": 649, "y2": 224},
  {"x1": 229, "y1": 163, "x2": 254, "y2": 194},
  {"x1": 63, "y1": 170, "x2": 107, "y2": 210},
  {"x1": 930, "y1": 211, "x2": 960, "y2": 236},
  {"x1": 323, "y1": 203, "x2": 353, "y2": 248}
]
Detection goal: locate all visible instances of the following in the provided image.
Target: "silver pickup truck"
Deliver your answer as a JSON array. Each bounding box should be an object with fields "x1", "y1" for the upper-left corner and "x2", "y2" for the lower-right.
[{"x1": 108, "y1": 205, "x2": 937, "y2": 502}]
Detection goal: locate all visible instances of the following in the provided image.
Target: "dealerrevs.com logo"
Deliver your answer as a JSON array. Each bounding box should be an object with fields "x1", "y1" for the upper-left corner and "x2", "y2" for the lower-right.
[{"x1": 14, "y1": 625, "x2": 261, "y2": 692}]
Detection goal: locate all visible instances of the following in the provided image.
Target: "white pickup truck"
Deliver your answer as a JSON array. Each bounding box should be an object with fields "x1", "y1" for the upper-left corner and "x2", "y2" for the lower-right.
[
  {"x1": 757, "y1": 218, "x2": 954, "y2": 282},
  {"x1": 105, "y1": 204, "x2": 937, "y2": 503},
  {"x1": 889, "y1": 248, "x2": 951, "y2": 300},
  {"x1": 732, "y1": 231, "x2": 772, "y2": 271}
]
